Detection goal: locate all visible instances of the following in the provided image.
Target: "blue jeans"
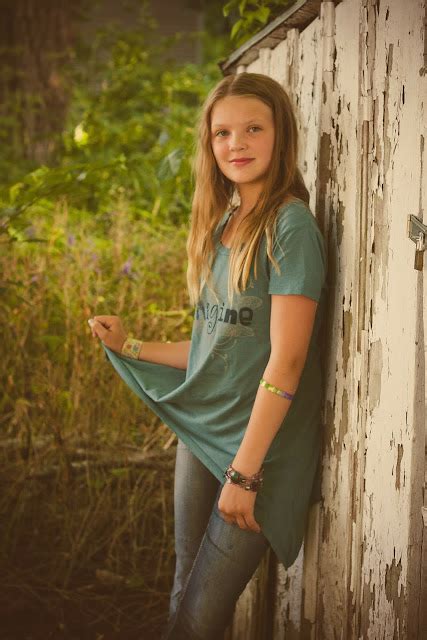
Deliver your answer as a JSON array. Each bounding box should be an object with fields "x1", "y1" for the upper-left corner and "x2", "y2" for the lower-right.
[{"x1": 162, "y1": 439, "x2": 270, "y2": 640}]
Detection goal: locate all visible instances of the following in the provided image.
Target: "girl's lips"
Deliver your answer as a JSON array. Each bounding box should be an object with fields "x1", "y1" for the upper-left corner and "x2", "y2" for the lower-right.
[{"x1": 230, "y1": 159, "x2": 254, "y2": 166}]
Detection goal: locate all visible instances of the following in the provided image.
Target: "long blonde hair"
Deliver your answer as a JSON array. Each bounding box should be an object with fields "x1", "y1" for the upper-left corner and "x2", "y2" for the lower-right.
[{"x1": 186, "y1": 72, "x2": 309, "y2": 305}]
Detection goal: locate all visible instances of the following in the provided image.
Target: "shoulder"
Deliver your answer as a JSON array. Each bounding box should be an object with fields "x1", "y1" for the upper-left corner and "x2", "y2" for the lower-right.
[
  {"x1": 274, "y1": 199, "x2": 319, "y2": 233},
  {"x1": 270, "y1": 199, "x2": 326, "y2": 263}
]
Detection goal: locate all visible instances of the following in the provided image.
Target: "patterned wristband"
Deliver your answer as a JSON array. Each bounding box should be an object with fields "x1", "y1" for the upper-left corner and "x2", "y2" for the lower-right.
[
  {"x1": 259, "y1": 377, "x2": 294, "y2": 401},
  {"x1": 224, "y1": 463, "x2": 264, "y2": 492},
  {"x1": 121, "y1": 337, "x2": 143, "y2": 359}
]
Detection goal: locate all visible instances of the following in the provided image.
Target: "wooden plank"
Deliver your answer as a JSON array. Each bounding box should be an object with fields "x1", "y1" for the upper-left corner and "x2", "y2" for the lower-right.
[
  {"x1": 420, "y1": 503, "x2": 427, "y2": 636},
  {"x1": 360, "y1": 0, "x2": 426, "y2": 637},
  {"x1": 292, "y1": 16, "x2": 323, "y2": 214},
  {"x1": 311, "y1": 2, "x2": 363, "y2": 637},
  {"x1": 272, "y1": 543, "x2": 304, "y2": 639}
]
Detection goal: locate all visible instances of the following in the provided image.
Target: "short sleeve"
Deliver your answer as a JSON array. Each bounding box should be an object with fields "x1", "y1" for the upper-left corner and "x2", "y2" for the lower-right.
[{"x1": 268, "y1": 210, "x2": 326, "y2": 302}]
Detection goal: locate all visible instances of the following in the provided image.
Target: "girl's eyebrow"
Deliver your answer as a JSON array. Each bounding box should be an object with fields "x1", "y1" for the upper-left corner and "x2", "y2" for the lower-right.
[{"x1": 211, "y1": 118, "x2": 264, "y2": 129}]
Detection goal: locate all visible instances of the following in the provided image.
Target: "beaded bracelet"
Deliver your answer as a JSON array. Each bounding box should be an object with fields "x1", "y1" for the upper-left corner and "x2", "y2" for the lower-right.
[
  {"x1": 224, "y1": 463, "x2": 264, "y2": 492},
  {"x1": 121, "y1": 337, "x2": 143, "y2": 359},
  {"x1": 259, "y1": 377, "x2": 294, "y2": 401}
]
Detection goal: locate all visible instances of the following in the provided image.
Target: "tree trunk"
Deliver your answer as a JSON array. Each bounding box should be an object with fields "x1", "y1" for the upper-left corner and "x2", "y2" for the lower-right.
[{"x1": 0, "y1": 0, "x2": 82, "y2": 168}]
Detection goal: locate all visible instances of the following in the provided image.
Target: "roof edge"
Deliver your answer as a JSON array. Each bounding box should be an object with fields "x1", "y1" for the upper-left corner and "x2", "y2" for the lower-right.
[{"x1": 219, "y1": 0, "x2": 331, "y2": 75}]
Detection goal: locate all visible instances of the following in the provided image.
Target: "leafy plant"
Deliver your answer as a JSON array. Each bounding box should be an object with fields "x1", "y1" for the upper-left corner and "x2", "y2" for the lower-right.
[
  {"x1": 0, "y1": 16, "x2": 227, "y2": 243},
  {"x1": 223, "y1": 0, "x2": 296, "y2": 47}
]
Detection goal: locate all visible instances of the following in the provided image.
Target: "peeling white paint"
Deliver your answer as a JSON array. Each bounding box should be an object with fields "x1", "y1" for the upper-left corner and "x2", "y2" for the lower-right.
[{"x1": 226, "y1": 0, "x2": 426, "y2": 637}]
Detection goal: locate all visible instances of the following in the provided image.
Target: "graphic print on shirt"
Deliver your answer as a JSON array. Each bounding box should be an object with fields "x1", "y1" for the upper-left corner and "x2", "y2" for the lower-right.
[{"x1": 194, "y1": 293, "x2": 264, "y2": 373}]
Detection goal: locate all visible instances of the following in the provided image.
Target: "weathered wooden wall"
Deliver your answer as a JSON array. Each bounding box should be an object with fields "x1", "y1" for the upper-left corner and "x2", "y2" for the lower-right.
[{"x1": 226, "y1": 1, "x2": 426, "y2": 638}]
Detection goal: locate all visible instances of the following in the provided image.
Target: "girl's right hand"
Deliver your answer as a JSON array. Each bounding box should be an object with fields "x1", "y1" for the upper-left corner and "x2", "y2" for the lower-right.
[{"x1": 88, "y1": 315, "x2": 127, "y2": 354}]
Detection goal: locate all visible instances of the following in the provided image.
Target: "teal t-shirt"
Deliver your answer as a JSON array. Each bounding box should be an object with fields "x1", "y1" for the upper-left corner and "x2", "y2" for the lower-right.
[{"x1": 103, "y1": 200, "x2": 327, "y2": 569}]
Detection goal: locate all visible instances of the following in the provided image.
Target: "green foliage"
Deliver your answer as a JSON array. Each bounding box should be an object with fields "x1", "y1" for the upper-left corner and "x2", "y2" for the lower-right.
[
  {"x1": 223, "y1": 0, "x2": 296, "y2": 47},
  {"x1": 61, "y1": 30, "x2": 216, "y2": 224},
  {"x1": 0, "y1": 16, "x2": 225, "y2": 241}
]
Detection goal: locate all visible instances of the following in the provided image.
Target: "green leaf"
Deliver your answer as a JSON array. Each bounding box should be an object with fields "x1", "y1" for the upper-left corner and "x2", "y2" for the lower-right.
[
  {"x1": 222, "y1": 1, "x2": 235, "y2": 17},
  {"x1": 7, "y1": 225, "x2": 25, "y2": 242},
  {"x1": 157, "y1": 148, "x2": 184, "y2": 180},
  {"x1": 111, "y1": 468, "x2": 129, "y2": 477},
  {"x1": 254, "y1": 6, "x2": 270, "y2": 23},
  {"x1": 9, "y1": 182, "x2": 25, "y2": 203},
  {"x1": 230, "y1": 18, "x2": 244, "y2": 41},
  {"x1": 58, "y1": 390, "x2": 72, "y2": 413},
  {"x1": 238, "y1": 0, "x2": 248, "y2": 16}
]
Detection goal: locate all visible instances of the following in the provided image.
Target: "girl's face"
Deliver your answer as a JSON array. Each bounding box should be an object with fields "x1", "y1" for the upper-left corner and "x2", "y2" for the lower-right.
[{"x1": 210, "y1": 95, "x2": 275, "y2": 192}]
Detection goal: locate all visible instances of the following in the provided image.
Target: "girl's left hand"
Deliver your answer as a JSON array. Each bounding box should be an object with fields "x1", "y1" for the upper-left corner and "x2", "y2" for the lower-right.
[{"x1": 218, "y1": 482, "x2": 261, "y2": 533}]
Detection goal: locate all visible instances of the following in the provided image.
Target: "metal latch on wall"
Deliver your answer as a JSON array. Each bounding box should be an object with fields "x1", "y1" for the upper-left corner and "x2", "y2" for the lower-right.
[{"x1": 407, "y1": 215, "x2": 427, "y2": 271}]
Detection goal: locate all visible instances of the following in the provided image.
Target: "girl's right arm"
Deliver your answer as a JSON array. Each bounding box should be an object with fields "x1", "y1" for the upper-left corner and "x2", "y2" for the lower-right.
[
  {"x1": 137, "y1": 340, "x2": 191, "y2": 370},
  {"x1": 89, "y1": 315, "x2": 191, "y2": 370}
]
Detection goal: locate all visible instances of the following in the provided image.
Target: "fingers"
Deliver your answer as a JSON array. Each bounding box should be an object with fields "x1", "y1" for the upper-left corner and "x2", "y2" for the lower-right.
[
  {"x1": 235, "y1": 515, "x2": 247, "y2": 530},
  {"x1": 88, "y1": 318, "x2": 107, "y2": 339},
  {"x1": 93, "y1": 315, "x2": 117, "y2": 322},
  {"x1": 219, "y1": 510, "x2": 261, "y2": 533},
  {"x1": 88, "y1": 315, "x2": 121, "y2": 334},
  {"x1": 93, "y1": 315, "x2": 116, "y2": 331},
  {"x1": 218, "y1": 506, "x2": 237, "y2": 527},
  {"x1": 87, "y1": 315, "x2": 127, "y2": 354},
  {"x1": 88, "y1": 318, "x2": 97, "y2": 337},
  {"x1": 235, "y1": 513, "x2": 261, "y2": 533},
  {"x1": 244, "y1": 513, "x2": 262, "y2": 534}
]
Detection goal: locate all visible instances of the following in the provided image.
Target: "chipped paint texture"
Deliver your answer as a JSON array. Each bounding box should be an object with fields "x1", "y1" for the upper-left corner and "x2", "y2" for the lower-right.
[
  {"x1": 360, "y1": 1, "x2": 426, "y2": 638},
  {"x1": 272, "y1": 544, "x2": 304, "y2": 639},
  {"x1": 227, "y1": 0, "x2": 426, "y2": 638}
]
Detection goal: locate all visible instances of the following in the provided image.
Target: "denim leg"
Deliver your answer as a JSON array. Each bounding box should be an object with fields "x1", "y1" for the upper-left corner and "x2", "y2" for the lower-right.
[
  {"x1": 168, "y1": 439, "x2": 220, "y2": 621},
  {"x1": 164, "y1": 483, "x2": 270, "y2": 640}
]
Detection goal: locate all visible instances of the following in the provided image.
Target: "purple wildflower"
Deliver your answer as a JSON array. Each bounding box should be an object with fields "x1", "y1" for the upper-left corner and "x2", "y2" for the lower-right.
[{"x1": 120, "y1": 258, "x2": 132, "y2": 276}]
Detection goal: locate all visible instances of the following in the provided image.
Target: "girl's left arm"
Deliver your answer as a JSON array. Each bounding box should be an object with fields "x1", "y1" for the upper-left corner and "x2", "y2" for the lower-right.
[{"x1": 218, "y1": 293, "x2": 318, "y2": 531}]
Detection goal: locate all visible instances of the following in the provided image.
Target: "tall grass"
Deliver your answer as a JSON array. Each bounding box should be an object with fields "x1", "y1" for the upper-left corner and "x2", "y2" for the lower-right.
[{"x1": 0, "y1": 197, "x2": 192, "y2": 638}]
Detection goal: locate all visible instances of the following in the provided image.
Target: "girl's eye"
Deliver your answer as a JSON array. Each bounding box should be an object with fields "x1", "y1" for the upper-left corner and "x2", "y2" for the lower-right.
[{"x1": 214, "y1": 126, "x2": 261, "y2": 137}]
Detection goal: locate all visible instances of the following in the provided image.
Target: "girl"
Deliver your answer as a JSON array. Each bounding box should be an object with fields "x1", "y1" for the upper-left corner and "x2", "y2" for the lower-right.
[{"x1": 89, "y1": 72, "x2": 327, "y2": 639}]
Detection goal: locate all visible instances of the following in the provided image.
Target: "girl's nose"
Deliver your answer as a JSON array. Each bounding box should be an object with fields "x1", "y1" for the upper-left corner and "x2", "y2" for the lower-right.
[{"x1": 229, "y1": 134, "x2": 248, "y2": 151}]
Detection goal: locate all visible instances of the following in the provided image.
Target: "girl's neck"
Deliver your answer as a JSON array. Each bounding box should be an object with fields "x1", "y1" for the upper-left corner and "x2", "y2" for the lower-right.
[{"x1": 235, "y1": 184, "x2": 264, "y2": 218}]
